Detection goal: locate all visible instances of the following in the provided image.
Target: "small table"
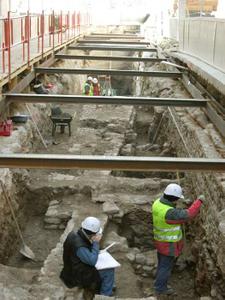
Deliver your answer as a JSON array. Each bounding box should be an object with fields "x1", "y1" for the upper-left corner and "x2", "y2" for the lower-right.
[{"x1": 50, "y1": 114, "x2": 72, "y2": 136}]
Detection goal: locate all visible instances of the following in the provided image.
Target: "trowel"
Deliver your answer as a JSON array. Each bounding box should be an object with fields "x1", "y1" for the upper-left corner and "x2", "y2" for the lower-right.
[{"x1": 0, "y1": 181, "x2": 35, "y2": 260}]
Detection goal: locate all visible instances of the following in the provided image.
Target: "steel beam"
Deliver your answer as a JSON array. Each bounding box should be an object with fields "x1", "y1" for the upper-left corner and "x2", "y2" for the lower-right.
[
  {"x1": 0, "y1": 154, "x2": 224, "y2": 172},
  {"x1": 5, "y1": 94, "x2": 208, "y2": 107},
  {"x1": 84, "y1": 36, "x2": 143, "y2": 40},
  {"x1": 55, "y1": 54, "x2": 165, "y2": 62},
  {"x1": 77, "y1": 39, "x2": 150, "y2": 45},
  {"x1": 182, "y1": 74, "x2": 225, "y2": 139},
  {"x1": 35, "y1": 67, "x2": 181, "y2": 78},
  {"x1": 87, "y1": 34, "x2": 144, "y2": 39},
  {"x1": 68, "y1": 45, "x2": 157, "y2": 52}
]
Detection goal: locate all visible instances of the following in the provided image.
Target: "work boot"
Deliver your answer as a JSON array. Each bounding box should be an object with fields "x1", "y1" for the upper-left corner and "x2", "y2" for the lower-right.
[
  {"x1": 156, "y1": 288, "x2": 175, "y2": 295},
  {"x1": 83, "y1": 289, "x2": 94, "y2": 300},
  {"x1": 112, "y1": 284, "x2": 117, "y2": 292}
]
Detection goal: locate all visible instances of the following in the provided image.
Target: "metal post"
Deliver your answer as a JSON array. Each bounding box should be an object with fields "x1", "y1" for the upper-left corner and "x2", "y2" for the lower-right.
[
  {"x1": 179, "y1": 0, "x2": 186, "y2": 18},
  {"x1": 7, "y1": 11, "x2": 11, "y2": 78},
  {"x1": 60, "y1": 11, "x2": 62, "y2": 44},
  {"x1": 2, "y1": 42, "x2": 5, "y2": 73},
  {"x1": 21, "y1": 18, "x2": 25, "y2": 61},
  {"x1": 10, "y1": 18, "x2": 13, "y2": 45},
  {"x1": 48, "y1": 14, "x2": 51, "y2": 46},
  {"x1": 41, "y1": 10, "x2": 44, "y2": 57},
  {"x1": 67, "y1": 11, "x2": 69, "y2": 40},
  {"x1": 37, "y1": 15, "x2": 40, "y2": 52},
  {"x1": 52, "y1": 10, "x2": 55, "y2": 51},
  {"x1": 179, "y1": 0, "x2": 186, "y2": 49},
  {"x1": 26, "y1": 11, "x2": 30, "y2": 66},
  {"x1": 73, "y1": 11, "x2": 75, "y2": 37},
  {"x1": 78, "y1": 12, "x2": 80, "y2": 35}
]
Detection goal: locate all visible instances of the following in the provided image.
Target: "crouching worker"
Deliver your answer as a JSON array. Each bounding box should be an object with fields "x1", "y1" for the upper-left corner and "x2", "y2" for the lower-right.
[{"x1": 60, "y1": 216, "x2": 115, "y2": 297}]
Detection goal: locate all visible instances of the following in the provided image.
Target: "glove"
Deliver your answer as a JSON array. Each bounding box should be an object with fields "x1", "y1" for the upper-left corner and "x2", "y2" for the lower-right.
[{"x1": 197, "y1": 195, "x2": 205, "y2": 203}]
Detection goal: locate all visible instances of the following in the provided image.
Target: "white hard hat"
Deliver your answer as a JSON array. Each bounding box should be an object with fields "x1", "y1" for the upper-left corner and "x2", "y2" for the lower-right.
[
  {"x1": 164, "y1": 183, "x2": 184, "y2": 199},
  {"x1": 87, "y1": 76, "x2": 93, "y2": 81},
  {"x1": 81, "y1": 216, "x2": 102, "y2": 234},
  {"x1": 92, "y1": 78, "x2": 98, "y2": 84}
]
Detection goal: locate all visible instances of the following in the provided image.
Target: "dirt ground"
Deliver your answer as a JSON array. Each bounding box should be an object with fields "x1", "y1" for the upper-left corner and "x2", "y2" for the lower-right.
[
  {"x1": 7, "y1": 216, "x2": 63, "y2": 270},
  {"x1": 6, "y1": 106, "x2": 200, "y2": 299},
  {"x1": 3, "y1": 56, "x2": 203, "y2": 299}
]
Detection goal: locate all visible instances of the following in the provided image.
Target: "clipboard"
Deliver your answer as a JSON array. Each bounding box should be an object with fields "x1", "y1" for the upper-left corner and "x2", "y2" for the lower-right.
[{"x1": 95, "y1": 251, "x2": 121, "y2": 270}]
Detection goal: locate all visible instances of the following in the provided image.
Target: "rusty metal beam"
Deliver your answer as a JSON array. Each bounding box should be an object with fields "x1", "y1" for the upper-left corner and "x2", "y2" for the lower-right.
[
  {"x1": 55, "y1": 54, "x2": 165, "y2": 62},
  {"x1": 35, "y1": 67, "x2": 181, "y2": 78},
  {"x1": 77, "y1": 39, "x2": 150, "y2": 45},
  {"x1": 68, "y1": 45, "x2": 157, "y2": 52},
  {"x1": 5, "y1": 94, "x2": 208, "y2": 107},
  {"x1": 0, "y1": 154, "x2": 224, "y2": 172}
]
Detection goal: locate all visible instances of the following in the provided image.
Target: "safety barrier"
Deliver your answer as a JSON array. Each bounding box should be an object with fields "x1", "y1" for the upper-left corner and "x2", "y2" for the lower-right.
[
  {"x1": 176, "y1": 17, "x2": 225, "y2": 73},
  {"x1": 0, "y1": 10, "x2": 90, "y2": 78}
]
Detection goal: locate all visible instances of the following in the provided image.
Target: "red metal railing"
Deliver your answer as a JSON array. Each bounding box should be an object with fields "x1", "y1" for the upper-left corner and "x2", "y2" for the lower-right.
[{"x1": 0, "y1": 10, "x2": 90, "y2": 79}]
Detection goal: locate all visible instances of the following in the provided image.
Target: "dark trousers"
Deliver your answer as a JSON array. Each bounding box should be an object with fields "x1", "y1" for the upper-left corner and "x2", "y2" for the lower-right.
[
  {"x1": 154, "y1": 252, "x2": 175, "y2": 293},
  {"x1": 99, "y1": 268, "x2": 115, "y2": 296}
]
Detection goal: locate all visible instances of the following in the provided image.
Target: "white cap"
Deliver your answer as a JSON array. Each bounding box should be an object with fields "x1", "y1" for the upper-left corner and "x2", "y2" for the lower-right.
[
  {"x1": 87, "y1": 76, "x2": 93, "y2": 81},
  {"x1": 92, "y1": 78, "x2": 98, "y2": 84},
  {"x1": 81, "y1": 216, "x2": 102, "y2": 234},
  {"x1": 164, "y1": 183, "x2": 184, "y2": 199}
]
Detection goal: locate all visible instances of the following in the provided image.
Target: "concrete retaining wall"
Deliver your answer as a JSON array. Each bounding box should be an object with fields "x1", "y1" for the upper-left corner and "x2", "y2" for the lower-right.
[{"x1": 179, "y1": 17, "x2": 225, "y2": 73}]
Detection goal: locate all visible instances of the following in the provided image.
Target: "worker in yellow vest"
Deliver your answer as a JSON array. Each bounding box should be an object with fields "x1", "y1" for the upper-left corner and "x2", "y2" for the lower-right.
[
  {"x1": 152, "y1": 183, "x2": 205, "y2": 295},
  {"x1": 82, "y1": 76, "x2": 93, "y2": 96}
]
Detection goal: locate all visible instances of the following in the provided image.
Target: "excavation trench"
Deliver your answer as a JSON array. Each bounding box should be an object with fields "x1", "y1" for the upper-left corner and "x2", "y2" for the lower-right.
[{"x1": 0, "y1": 50, "x2": 218, "y2": 299}]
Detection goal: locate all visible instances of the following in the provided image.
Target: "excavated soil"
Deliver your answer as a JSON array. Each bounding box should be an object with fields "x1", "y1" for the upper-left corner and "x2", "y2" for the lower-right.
[{"x1": 2, "y1": 52, "x2": 204, "y2": 299}]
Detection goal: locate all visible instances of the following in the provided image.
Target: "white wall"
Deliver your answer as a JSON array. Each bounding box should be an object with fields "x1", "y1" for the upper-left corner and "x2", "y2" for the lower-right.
[
  {"x1": 215, "y1": 0, "x2": 225, "y2": 18},
  {"x1": 0, "y1": 0, "x2": 9, "y2": 17},
  {"x1": 179, "y1": 17, "x2": 225, "y2": 72},
  {"x1": 169, "y1": 17, "x2": 179, "y2": 40}
]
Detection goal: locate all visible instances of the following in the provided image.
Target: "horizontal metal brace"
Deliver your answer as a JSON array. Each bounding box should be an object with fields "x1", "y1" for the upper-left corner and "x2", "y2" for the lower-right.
[
  {"x1": 77, "y1": 39, "x2": 150, "y2": 45},
  {"x1": 0, "y1": 154, "x2": 224, "y2": 172},
  {"x1": 84, "y1": 37, "x2": 143, "y2": 41},
  {"x1": 86, "y1": 34, "x2": 144, "y2": 39},
  {"x1": 182, "y1": 74, "x2": 225, "y2": 139},
  {"x1": 5, "y1": 94, "x2": 208, "y2": 107},
  {"x1": 55, "y1": 54, "x2": 165, "y2": 62},
  {"x1": 68, "y1": 45, "x2": 157, "y2": 52},
  {"x1": 35, "y1": 67, "x2": 181, "y2": 78}
]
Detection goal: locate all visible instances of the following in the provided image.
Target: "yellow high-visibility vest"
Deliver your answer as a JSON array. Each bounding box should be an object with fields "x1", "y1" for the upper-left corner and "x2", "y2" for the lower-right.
[
  {"x1": 152, "y1": 199, "x2": 182, "y2": 242},
  {"x1": 82, "y1": 82, "x2": 93, "y2": 96}
]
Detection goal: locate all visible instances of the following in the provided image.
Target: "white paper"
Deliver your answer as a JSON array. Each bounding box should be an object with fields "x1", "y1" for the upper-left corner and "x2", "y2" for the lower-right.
[{"x1": 95, "y1": 251, "x2": 121, "y2": 270}]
